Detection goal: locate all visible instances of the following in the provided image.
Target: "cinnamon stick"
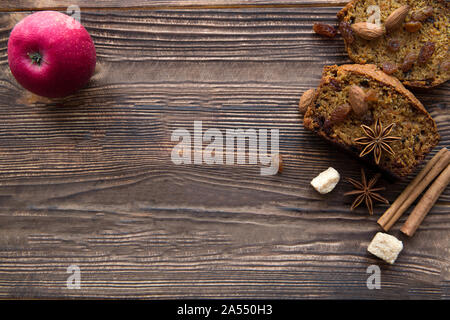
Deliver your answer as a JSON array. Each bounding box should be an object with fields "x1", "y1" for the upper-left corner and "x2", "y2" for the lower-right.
[
  {"x1": 401, "y1": 164, "x2": 450, "y2": 237},
  {"x1": 377, "y1": 148, "x2": 450, "y2": 231}
]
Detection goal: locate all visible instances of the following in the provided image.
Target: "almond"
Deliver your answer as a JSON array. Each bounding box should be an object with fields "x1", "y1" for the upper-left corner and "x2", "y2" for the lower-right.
[
  {"x1": 385, "y1": 5, "x2": 410, "y2": 31},
  {"x1": 299, "y1": 88, "x2": 315, "y2": 114},
  {"x1": 351, "y1": 22, "x2": 384, "y2": 40},
  {"x1": 348, "y1": 85, "x2": 368, "y2": 116}
]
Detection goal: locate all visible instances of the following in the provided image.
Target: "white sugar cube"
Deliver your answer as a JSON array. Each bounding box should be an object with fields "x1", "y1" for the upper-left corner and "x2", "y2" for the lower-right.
[
  {"x1": 368, "y1": 232, "x2": 403, "y2": 264},
  {"x1": 310, "y1": 167, "x2": 340, "y2": 194}
]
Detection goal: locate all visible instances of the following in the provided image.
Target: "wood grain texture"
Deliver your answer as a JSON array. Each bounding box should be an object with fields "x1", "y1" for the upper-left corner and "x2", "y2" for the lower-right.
[
  {"x1": 1, "y1": 1, "x2": 349, "y2": 11},
  {"x1": 0, "y1": 4, "x2": 449, "y2": 299}
]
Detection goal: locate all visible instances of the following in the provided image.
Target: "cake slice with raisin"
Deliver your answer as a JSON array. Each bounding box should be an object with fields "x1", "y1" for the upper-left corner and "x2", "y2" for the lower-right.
[
  {"x1": 302, "y1": 64, "x2": 440, "y2": 178},
  {"x1": 337, "y1": 0, "x2": 449, "y2": 88}
]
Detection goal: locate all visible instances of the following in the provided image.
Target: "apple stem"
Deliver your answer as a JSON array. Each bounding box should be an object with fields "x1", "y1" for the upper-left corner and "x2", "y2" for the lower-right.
[{"x1": 27, "y1": 52, "x2": 43, "y2": 66}]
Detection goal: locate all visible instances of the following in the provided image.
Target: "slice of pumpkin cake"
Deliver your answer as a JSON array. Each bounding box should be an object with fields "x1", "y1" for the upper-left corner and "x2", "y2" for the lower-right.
[{"x1": 301, "y1": 64, "x2": 440, "y2": 178}]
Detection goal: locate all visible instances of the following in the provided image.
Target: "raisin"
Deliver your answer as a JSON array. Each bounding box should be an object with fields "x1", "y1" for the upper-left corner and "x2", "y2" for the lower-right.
[
  {"x1": 364, "y1": 89, "x2": 378, "y2": 102},
  {"x1": 329, "y1": 78, "x2": 342, "y2": 91},
  {"x1": 440, "y1": 60, "x2": 450, "y2": 73},
  {"x1": 313, "y1": 23, "x2": 337, "y2": 38},
  {"x1": 411, "y1": 6, "x2": 433, "y2": 22},
  {"x1": 329, "y1": 103, "x2": 352, "y2": 124},
  {"x1": 386, "y1": 38, "x2": 401, "y2": 52},
  {"x1": 417, "y1": 42, "x2": 435, "y2": 65},
  {"x1": 361, "y1": 113, "x2": 374, "y2": 126},
  {"x1": 359, "y1": 79, "x2": 370, "y2": 88},
  {"x1": 404, "y1": 21, "x2": 422, "y2": 33},
  {"x1": 338, "y1": 21, "x2": 354, "y2": 44},
  {"x1": 401, "y1": 52, "x2": 417, "y2": 73},
  {"x1": 323, "y1": 120, "x2": 333, "y2": 135},
  {"x1": 381, "y1": 61, "x2": 399, "y2": 75},
  {"x1": 316, "y1": 115, "x2": 325, "y2": 128}
]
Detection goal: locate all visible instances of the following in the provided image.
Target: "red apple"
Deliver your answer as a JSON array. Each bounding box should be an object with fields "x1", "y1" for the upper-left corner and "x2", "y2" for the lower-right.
[{"x1": 7, "y1": 11, "x2": 96, "y2": 98}]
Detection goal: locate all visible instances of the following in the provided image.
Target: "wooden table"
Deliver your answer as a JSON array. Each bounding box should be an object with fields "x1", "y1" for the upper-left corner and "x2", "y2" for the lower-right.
[{"x1": 0, "y1": 0, "x2": 448, "y2": 299}]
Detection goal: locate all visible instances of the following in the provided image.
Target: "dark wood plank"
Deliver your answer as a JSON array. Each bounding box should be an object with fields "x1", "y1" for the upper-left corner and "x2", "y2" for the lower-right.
[
  {"x1": 0, "y1": 7, "x2": 449, "y2": 299},
  {"x1": 1, "y1": 1, "x2": 349, "y2": 11}
]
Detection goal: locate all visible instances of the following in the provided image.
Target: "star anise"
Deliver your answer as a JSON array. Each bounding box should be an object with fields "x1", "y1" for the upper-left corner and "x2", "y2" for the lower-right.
[
  {"x1": 354, "y1": 118, "x2": 401, "y2": 165},
  {"x1": 344, "y1": 168, "x2": 389, "y2": 215}
]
